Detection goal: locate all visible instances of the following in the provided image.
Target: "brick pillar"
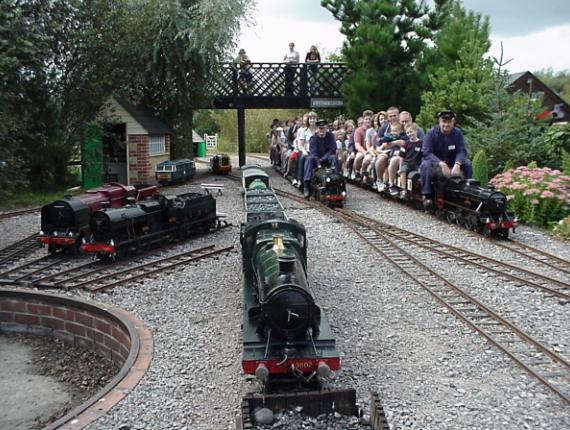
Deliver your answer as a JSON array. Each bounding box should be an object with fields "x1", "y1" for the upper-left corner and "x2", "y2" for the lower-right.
[{"x1": 128, "y1": 135, "x2": 151, "y2": 184}]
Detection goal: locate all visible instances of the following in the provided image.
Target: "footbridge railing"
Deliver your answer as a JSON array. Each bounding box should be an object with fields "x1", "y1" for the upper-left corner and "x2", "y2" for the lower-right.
[{"x1": 209, "y1": 62, "x2": 349, "y2": 109}]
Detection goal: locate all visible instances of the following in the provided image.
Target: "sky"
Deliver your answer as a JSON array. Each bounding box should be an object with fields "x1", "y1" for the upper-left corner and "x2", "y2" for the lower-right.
[{"x1": 235, "y1": 0, "x2": 570, "y2": 73}]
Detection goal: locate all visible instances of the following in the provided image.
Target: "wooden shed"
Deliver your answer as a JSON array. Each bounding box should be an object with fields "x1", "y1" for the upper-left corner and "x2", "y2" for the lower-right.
[
  {"x1": 508, "y1": 71, "x2": 569, "y2": 123},
  {"x1": 83, "y1": 98, "x2": 174, "y2": 188}
]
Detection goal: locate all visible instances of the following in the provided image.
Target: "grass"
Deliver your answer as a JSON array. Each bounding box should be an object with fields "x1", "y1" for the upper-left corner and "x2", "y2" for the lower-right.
[{"x1": 0, "y1": 187, "x2": 84, "y2": 211}]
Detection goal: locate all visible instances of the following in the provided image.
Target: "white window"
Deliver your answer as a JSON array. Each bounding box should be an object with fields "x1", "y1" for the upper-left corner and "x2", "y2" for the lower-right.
[{"x1": 149, "y1": 135, "x2": 166, "y2": 155}]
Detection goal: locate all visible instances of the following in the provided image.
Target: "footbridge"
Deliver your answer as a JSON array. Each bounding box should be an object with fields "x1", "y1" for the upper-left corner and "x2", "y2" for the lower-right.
[{"x1": 208, "y1": 62, "x2": 349, "y2": 166}]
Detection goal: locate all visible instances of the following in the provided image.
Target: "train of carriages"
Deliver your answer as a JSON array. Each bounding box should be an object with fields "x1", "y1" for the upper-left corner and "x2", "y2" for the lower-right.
[
  {"x1": 39, "y1": 182, "x2": 218, "y2": 259},
  {"x1": 275, "y1": 154, "x2": 516, "y2": 238},
  {"x1": 240, "y1": 165, "x2": 339, "y2": 381}
]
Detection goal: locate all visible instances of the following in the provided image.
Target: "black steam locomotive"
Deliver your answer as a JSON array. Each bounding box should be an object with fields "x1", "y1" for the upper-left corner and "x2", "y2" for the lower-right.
[
  {"x1": 240, "y1": 167, "x2": 339, "y2": 380},
  {"x1": 353, "y1": 172, "x2": 517, "y2": 238},
  {"x1": 81, "y1": 192, "x2": 217, "y2": 259},
  {"x1": 310, "y1": 167, "x2": 346, "y2": 207}
]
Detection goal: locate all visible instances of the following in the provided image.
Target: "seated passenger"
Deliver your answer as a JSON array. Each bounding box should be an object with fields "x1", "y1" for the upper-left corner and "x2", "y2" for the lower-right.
[
  {"x1": 303, "y1": 119, "x2": 340, "y2": 198},
  {"x1": 295, "y1": 112, "x2": 318, "y2": 187},
  {"x1": 353, "y1": 111, "x2": 373, "y2": 180},
  {"x1": 343, "y1": 120, "x2": 356, "y2": 178},
  {"x1": 420, "y1": 111, "x2": 473, "y2": 208},
  {"x1": 374, "y1": 122, "x2": 406, "y2": 192},
  {"x1": 390, "y1": 122, "x2": 423, "y2": 199},
  {"x1": 335, "y1": 129, "x2": 347, "y2": 167},
  {"x1": 399, "y1": 111, "x2": 425, "y2": 139}
]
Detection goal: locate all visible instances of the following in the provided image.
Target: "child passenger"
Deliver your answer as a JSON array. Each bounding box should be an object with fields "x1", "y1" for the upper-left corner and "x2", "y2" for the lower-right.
[
  {"x1": 393, "y1": 122, "x2": 423, "y2": 199},
  {"x1": 375, "y1": 122, "x2": 406, "y2": 192}
]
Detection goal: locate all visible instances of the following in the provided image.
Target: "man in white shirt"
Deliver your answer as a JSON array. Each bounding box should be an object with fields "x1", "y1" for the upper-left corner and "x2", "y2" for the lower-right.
[{"x1": 283, "y1": 42, "x2": 300, "y2": 96}]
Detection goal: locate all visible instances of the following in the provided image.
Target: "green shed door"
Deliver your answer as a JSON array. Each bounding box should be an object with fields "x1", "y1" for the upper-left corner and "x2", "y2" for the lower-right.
[{"x1": 83, "y1": 124, "x2": 103, "y2": 188}]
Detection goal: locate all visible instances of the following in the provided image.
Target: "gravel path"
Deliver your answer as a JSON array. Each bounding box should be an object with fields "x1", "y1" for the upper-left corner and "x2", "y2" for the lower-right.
[{"x1": 1, "y1": 159, "x2": 568, "y2": 429}]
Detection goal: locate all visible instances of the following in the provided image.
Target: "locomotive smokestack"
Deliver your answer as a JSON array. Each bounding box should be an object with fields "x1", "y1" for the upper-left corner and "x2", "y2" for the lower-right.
[{"x1": 278, "y1": 255, "x2": 295, "y2": 274}]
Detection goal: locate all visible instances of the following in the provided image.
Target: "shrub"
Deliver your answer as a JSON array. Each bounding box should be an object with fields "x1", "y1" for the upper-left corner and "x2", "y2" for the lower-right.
[
  {"x1": 503, "y1": 159, "x2": 514, "y2": 173},
  {"x1": 472, "y1": 149, "x2": 489, "y2": 187},
  {"x1": 490, "y1": 166, "x2": 570, "y2": 227},
  {"x1": 552, "y1": 215, "x2": 570, "y2": 240},
  {"x1": 562, "y1": 149, "x2": 570, "y2": 174}
]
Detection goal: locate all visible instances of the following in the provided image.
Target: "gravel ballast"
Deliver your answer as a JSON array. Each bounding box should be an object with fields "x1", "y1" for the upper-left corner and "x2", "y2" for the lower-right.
[{"x1": 0, "y1": 159, "x2": 568, "y2": 429}]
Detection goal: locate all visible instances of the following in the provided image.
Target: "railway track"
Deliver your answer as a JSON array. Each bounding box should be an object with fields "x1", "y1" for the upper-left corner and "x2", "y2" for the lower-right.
[
  {"x1": 271, "y1": 186, "x2": 570, "y2": 405},
  {"x1": 490, "y1": 239, "x2": 570, "y2": 275},
  {"x1": 35, "y1": 244, "x2": 233, "y2": 292},
  {"x1": 335, "y1": 209, "x2": 570, "y2": 301},
  {"x1": 0, "y1": 207, "x2": 41, "y2": 221},
  {"x1": 0, "y1": 254, "x2": 71, "y2": 285},
  {"x1": 0, "y1": 233, "x2": 41, "y2": 268}
]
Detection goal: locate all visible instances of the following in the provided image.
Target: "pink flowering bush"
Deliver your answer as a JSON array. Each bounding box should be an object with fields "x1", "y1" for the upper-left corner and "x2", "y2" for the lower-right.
[{"x1": 490, "y1": 166, "x2": 570, "y2": 227}]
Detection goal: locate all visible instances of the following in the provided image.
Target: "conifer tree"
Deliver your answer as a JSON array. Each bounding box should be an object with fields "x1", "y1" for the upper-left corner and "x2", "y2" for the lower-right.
[
  {"x1": 321, "y1": 0, "x2": 451, "y2": 116},
  {"x1": 472, "y1": 149, "x2": 489, "y2": 187}
]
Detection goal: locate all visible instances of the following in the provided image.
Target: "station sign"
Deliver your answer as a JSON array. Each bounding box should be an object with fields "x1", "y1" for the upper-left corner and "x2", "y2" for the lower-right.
[{"x1": 310, "y1": 98, "x2": 344, "y2": 108}]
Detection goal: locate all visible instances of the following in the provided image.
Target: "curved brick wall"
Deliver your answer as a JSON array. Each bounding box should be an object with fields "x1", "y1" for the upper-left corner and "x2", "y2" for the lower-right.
[{"x1": 0, "y1": 288, "x2": 153, "y2": 429}]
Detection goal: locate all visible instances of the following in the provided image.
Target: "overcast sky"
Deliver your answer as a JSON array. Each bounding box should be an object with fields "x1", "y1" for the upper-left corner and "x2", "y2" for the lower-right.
[{"x1": 236, "y1": 0, "x2": 570, "y2": 73}]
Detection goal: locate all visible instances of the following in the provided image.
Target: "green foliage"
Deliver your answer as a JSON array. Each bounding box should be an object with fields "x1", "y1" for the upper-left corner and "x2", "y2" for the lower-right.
[
  {"x1": 527, "y1": 160, "x2": 538, "y2": 169},
  {"x1": 490, "y1": 167, "x2": 570, "y2": 227},
  {"x1": 211, "y1": 109, "x2": 301, "y2": 153},
  {"x1": 417, "y1": 1, "x2": 492, "y2": 128},
  {"x1": 534, "y1": 68, "x2": 570, "y2": 103},
  {"x1": 116, "y1": 0, "x2": 252, "y2": 158},
  {"x1": 0, "y1": 0, "x2": 252, "y2": 191},
  {"x1": 472, "y1": 150, "x2": 489, "y2": 187},
  {"x1": 503, "y1": 160, "x2": 514, "y2": 172},
  {"x1": 552, "y1": 215, "x2": 570, "y2": 240},
  {"x1": 321, "y1": 0, "x2": 451, "y2": 117},
  {"x1": 539, "y1": 123, "x2": 570, "y2": 165},
  {"x1": 464, "y1": 87, "x2": 550, "y2": 176},
  {"x1": 194, "y1": 110, "x2": 221, "y2": 136},
  {"x1": 562, "y1": 149, "x2": 570, "y2": 174}
]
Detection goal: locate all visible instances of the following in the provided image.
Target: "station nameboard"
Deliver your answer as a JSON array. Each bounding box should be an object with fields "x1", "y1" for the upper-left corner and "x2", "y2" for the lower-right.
[{"x1": 310, "y1": 98, "x2": 345, "y2": 108}]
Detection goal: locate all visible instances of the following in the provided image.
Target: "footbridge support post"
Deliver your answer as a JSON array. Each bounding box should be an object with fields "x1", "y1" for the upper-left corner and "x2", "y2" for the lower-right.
[{"x1": 237, "y1": 106, "x2": 246, "y2": 167}]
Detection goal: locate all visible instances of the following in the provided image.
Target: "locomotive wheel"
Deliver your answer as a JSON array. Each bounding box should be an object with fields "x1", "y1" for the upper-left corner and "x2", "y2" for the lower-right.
[
  {"x1": 482, "y1": 227, "x2": 492, "y2": 238},
  {"x1": 497, "y1": 228, "x2": 509, "y2": 239},
  {"x1": 446, "y1": 212, "x2": 455, "y2": 224}
]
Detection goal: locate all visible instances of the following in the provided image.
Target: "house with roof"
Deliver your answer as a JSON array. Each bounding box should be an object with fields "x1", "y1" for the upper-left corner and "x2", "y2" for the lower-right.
[
  {"x1": 509, "y1": 71, "x2": 569, "y2": 123},
  {"x1": 83, "y1": 97, "x2": 175, "y2": 187}
]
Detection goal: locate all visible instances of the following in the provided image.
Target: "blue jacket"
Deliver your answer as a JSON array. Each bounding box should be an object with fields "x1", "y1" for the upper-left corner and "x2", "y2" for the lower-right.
[
  {"x1": 422, "y1": 126, "x2": 467, "y2": 165},
  {"x1": 309, "y1": 131, "x2": 337, "y2": 162}
]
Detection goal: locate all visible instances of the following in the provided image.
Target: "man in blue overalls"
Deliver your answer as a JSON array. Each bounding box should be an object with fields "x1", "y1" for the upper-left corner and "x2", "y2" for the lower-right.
[
  {"x1": 303, "y1": 119, "x2": 339, "y2": 198},
  {"x1": 420, "y1": 111, "x2": 472, "y2": 208}
]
